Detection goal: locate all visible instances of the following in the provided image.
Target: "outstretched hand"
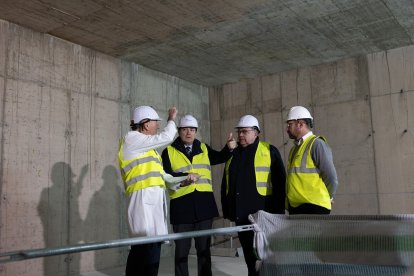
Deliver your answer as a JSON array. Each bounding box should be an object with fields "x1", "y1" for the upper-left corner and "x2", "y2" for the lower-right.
[
  {"x1": 226, "y1": 132, "x2": 237, "y2": 151},
  {"x1": 181, "y1": 173, "x2": 200, "y2": 187},
  {"x1": 168, "y1": 107, "x2": 177, "y2": 121}
]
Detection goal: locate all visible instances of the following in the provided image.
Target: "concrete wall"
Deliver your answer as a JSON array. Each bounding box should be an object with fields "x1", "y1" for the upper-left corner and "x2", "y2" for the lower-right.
[
  {"x1": 3, "y1": 14, "x2": 414, "y2": 276},
  {"x1": 210, "y1": 44, "x2": 414, "y2": 218},
  {"x1": 0, "y1": 20, "x2": 209, "y2": 276}
]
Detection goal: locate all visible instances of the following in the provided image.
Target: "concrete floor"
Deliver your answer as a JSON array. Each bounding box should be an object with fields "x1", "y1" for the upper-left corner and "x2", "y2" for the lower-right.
[{"x1": 82, "y1": 255, "x2": 248, "y2": 276}]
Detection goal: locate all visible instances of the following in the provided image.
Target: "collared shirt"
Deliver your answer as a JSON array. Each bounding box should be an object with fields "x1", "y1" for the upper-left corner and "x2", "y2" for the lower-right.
[
  {"x1": 184, "y1": 144, "x2": 193, "y2": 155},
  {"x1": 294, "y1": 131, "x2": 313, "y2": 146}
]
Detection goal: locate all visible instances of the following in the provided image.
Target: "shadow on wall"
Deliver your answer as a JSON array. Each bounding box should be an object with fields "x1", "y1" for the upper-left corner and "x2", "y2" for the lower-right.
[
  {"x1": 37, "y1": 163, "x2": 127, "y2": 276},
  {"x1": 37, "y1": 162, "x2": 88, "y2": 276},
  {"x1": 84, "y1": 165, "x2": 126, "y2": 273}
]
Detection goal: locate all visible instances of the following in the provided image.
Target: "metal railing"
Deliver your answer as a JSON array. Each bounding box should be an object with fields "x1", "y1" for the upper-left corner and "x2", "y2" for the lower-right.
[{"x1": 0, "y1": 225, "x2": 254, "y2": 264}]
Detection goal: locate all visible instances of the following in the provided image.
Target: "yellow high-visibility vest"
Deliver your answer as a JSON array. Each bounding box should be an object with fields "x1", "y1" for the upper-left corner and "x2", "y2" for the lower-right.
[
  {"x1": 287, "y1": 135, "x2": 331, "y2": 209},
  {"x1": 167, "y1": 143, "x2": 212, "y2": 199},
  {"x1": 119, "y1": 140, "x2": 165, "y2": 197},
  {"x1": 225, "y1": 141, "x2": 272, "y2": 196}
]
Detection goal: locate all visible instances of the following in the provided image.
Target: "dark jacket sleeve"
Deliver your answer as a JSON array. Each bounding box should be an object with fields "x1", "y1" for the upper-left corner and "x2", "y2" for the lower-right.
[
  {"x1": 270, "y1": 145, "x2": 286, "y2": 214},
  {"x1": 161, "y1": 147, "x2": 187, "y2": 177},
  {"x1": 205, "y1": 143, "x2": 232, "y2": 165},
  {"x1": 221, "y1": 169, "x2": 229, "y2": 219}
]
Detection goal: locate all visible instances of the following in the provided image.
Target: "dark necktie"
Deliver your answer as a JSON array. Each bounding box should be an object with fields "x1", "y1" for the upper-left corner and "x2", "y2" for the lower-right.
[{"x1": 185, "y1": 146, "x2": 192, "y2": 155}]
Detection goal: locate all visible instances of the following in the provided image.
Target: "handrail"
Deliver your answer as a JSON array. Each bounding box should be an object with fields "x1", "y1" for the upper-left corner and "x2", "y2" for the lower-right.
[{"x1": 0, "y1": 225, "x2": 254, "y2": 264}]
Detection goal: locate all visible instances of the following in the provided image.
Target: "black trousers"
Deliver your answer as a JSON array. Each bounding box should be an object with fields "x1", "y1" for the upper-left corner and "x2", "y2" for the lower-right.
[
  {"x1": 288, "y1": 203, "x2": 331, "y2": 215},
  {"x1": 125, "y1": 242, "x2": 161, "y2": 276},
  {"x1": 173, "y1": 219, "x2": 213, "y2": 276},
  {"x1": 236, "y1": 222, "x2": 259, "y2": 276}
]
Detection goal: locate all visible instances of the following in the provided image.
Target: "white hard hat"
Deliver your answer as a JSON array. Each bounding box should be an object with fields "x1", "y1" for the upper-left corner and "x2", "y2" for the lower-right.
[
  {"x1": 286, "y1": 106, "x2": 313, "y2": 121},
  {"x1": 132, "y1": 106, "x2": 161, "y2": 124},
  {"x1": 179, "y1": 114, "x2": 198, "y2": 128},
  {"x1": 236, "y1": 115, "x2": 260, "y2": 132}
]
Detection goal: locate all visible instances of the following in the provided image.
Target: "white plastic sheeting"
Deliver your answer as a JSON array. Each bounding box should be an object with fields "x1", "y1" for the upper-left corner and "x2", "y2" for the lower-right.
[{"x1": 249, "y1": 211, "x2": 414, "y2": 275}]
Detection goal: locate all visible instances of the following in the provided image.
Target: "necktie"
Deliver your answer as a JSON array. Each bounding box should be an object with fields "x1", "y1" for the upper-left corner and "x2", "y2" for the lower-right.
[{"x1": 185, "y1": 146, "x2": 192, "y2": 155}]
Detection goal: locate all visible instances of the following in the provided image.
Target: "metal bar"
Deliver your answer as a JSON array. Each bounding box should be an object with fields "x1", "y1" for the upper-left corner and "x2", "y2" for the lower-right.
[{"x1": 0, "y1": 225, "x2": 254, "y2": 264}]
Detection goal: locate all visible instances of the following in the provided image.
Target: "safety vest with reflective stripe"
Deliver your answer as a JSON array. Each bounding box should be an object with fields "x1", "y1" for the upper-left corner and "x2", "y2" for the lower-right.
[
  {"x1": 119, "y1": 141, "x2": 165, "y2": 197},
  {"x1": 167, "y1": 143, "x2": 212, "y2": 199},
  {"x1": 287, "y1": 135, "x2": 331, "y2": 210},
  {"x1": 225, "y1": 141, "x2": 272, "y2": 196}
]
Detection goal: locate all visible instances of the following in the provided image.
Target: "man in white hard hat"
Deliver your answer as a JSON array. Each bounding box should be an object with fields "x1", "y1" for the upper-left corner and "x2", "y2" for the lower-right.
[
  {"x1": 285, "y1": 106, "x2": 338, "y2": 215},
  {"x1": 161, "y1": 114, "x2": 237, "y2": 276},
  {"x1": 119, "y1": 105, "x2": 180, "y2": 276},
  {"x1": 221, "y1": 115, "x2": 286, "y2": 276}
]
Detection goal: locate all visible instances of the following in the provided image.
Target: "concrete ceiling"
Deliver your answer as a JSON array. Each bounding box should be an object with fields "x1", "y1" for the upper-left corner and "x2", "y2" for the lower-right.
[{"x1": 1, "y1": 0, "x2": 414, "y2": 86}]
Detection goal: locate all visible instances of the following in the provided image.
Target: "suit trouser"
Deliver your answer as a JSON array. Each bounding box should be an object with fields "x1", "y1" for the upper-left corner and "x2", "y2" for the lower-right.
[
  {"x1": 125, "y1": 242, "x2": 161, "y2": 276},
  {"x1": 173, "y1": 219, "x2": 213, "y2": 276},
  {"x1": 236, "y1": 222, "x2": 259, "y2": 276}
]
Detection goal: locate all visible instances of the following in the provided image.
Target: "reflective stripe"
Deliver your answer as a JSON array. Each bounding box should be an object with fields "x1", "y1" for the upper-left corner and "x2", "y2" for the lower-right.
[
  {"x1": 257, "y1": 181, "x2": 271, "y2": 188},
  {"x1": 125, "y1": 171, "x2": 163, "y2": 187},
  {"x1": 121, "y1": 156, "x2": 162, "y2": 175},
  {"x1": 174, "y1": 164, "x2": 211, "y2": 173},
  {"x1": 288, "y1": 167, "x2": 320, "y2": 174},
  {"x1": 256, "y1": 166, "x2": 270, "y2": 172},
  {"x1": 197, "y1": 178, "x2": 212, "y2": 185},
  {"x1": 192, "y1": 164, "x2": 211, "y2": 170}
]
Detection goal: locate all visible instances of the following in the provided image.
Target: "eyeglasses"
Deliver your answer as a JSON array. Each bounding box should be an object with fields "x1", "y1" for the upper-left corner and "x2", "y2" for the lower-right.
[
  {"x1": 237, "y1": 129, "x2": 255, "y2": 135},
  {"x1": 286, "y1": 121, "x2": 298, "y2": 127}
]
